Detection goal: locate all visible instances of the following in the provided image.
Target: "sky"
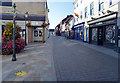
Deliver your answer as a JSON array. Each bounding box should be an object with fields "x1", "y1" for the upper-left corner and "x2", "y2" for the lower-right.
[{"x1": 48, "y1": 2, "x2": 74, "y2": 29}]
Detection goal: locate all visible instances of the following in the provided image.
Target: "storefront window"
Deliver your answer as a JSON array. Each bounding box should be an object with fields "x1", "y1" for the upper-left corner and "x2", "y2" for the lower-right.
[
  {"x1": 105, "y1": 25, "x2": 115, "y2": 43},
  {"x1": 80, "y1": 31, "x2": 83, "y2": 39},
  {"x1": 92, "y1": 28, "x2": 97, "y2": 41},
  {"x1": 39, "y1": 31, "x2": 42, "y2": 36},
  {"x1": 34, "y1": 30, "x2": 38, "y2": 37},
  {"x1": 20, "y1": 29, "x2": 25, "y2": 39}
]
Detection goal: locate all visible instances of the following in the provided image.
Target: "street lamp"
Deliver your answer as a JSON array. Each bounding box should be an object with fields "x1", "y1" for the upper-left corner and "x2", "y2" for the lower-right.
[
  {"x1": 12, "y1": 3, "x2": 17, "y2": 61},
  {"x1": 25, "y1": 12, "x2": 29, "y2": 45}
]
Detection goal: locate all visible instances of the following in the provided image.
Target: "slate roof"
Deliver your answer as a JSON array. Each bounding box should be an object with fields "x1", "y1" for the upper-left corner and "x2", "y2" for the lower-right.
[
  {"x1": 62, "y1": 15, "x2": 73, "y2": 25},
  {"x1": 0, "y1": 13, "x2": 46, "y2": 21}
]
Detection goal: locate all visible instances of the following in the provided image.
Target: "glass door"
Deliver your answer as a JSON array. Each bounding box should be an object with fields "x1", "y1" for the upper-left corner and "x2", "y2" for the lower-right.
[
  {"x1": 98, "y1": 27, "x2": 103, "y2": 45},
  {"x1": 34, "y1": 28, "x2": 43, "y2": 42}
]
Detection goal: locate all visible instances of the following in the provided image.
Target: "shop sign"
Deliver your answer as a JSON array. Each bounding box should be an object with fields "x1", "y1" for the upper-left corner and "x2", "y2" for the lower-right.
[
  {"x1": 96, "y1": 23, "x2": 98, "y2": 26},
  {"x1": 106, "y1": 27, "x2": 114, "y2": 40},
  {"x1": 90, "y1": 19, "x2": 116, "y2": 28},
  {"x1": 96, "y1": 22, "x2": 102, "y2": 26}
]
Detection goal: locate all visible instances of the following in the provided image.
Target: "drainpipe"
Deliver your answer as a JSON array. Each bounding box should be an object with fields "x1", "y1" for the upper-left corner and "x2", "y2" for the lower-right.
[
  {"x1": 117, "y1": 2, "x2": 120, "y2": 53},
  {"x1": 115, "y1": 12, "x2": 118, "y2": 52}
]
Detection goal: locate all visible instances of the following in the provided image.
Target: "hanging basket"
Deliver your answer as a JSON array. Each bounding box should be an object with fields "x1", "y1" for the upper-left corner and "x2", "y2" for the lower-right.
[{"x1": 26, "y1": 23, "x2": 31, "y2": 27}]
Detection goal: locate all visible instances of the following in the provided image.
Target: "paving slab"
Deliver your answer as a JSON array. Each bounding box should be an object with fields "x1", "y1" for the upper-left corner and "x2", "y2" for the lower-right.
[{"x1": 2, "y1": 38, "x2": 56, "y2": 82}]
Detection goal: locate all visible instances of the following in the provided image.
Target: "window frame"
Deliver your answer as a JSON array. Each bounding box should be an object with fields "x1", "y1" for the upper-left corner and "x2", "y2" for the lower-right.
[
  {"x1": 0, "y1": 2, "x2": 12, "y2": 7},
  {"x1": 99, "y1": 0, "x2": 104, "y2": 11},
  {"x1": 85, "y1": 6, "x2": 88, "y2": 18},
  {"x1": 80, "y1": 11, "x2": 83, "y2": 19},
  {"x1": 90, "y1": 2, "x2": 94, "y2": 16},
  {"x1": 109, "y1": 0, "x2": 112, "y2": 6}
]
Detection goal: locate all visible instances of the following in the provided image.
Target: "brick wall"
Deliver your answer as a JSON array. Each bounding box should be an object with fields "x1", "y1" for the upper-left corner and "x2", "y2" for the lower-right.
[{"x1": 28, "y1": 27, "x2": 33, "y2": 43}]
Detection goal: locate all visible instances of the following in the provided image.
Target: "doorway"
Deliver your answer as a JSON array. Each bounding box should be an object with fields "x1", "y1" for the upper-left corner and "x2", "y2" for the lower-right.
[
  {"x1": 97, "y1": 27, "x2": 103, "y2": 45},
  {"x1": 34, "y1": 28, "x2": 43, "y2": 42}
]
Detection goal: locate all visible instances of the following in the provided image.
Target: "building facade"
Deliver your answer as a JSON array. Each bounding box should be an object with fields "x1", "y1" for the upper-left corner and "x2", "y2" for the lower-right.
[
  {"x1": 55, "y1": 15, "x2": 74, "y2": 38},
  {"x1": 0, "y1": 1, "x2": 49, "y2": 43},
  {"x1": 73, "y1": 0, "x2": 120, "y2": 52},
  {"x1": 0, "y1": 0, "x2": 12, "y2": 43}
]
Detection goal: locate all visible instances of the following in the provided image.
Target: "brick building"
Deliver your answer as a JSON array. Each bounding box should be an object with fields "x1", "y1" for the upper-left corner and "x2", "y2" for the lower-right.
[{"x1": 0, "y1": 1, "x2": 49, "y2": 43}]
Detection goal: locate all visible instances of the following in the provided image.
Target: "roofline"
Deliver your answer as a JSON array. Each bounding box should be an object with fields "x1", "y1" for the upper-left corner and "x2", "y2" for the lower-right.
[{"x1": 65, "y1": 17, "x2": 74, "y2": 26}]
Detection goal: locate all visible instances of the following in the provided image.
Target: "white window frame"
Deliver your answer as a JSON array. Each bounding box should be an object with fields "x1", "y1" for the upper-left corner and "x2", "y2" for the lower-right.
[
  {"x1": 90, "y1": 2, "x2": 94, "y2": 16},
  {"x1": 85, "y1": 6, "x2": 88, "y2": 18}
]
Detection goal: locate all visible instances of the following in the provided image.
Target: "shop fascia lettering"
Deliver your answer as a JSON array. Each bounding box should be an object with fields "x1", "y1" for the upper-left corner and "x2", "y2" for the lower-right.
[{"x1": 96, "y1": 22, "x2": 103, "y2": 26}]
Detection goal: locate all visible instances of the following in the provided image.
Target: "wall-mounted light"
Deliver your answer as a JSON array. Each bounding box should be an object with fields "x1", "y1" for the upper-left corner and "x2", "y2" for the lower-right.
[
  {"x1": 102, "y1": 11, "x2": 106, "y2": 14},
  {"x1": 91, "y1": 17, "x2": 96, "y2": 20},
  {"x1": 107, "y1": 10, "x2": 112, "y2": 13}
]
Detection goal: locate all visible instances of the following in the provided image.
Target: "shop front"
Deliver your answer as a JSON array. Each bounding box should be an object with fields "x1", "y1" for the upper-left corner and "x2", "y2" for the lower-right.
[
  {"x1": 28, "y1": 25, "x2": 46, "y2": 43},
  {"x1": 0, "y1": 13, "x2": 48, "y2": 44},
  {"x1": 34, "y1": 28, "x2": 43, "y2": 42},
  {"x1": 88, "y1": 12, "x2": 118, "y2": 50},
  {"x1": 73, "y1": 22, "x2": 85, "y2": 42}
]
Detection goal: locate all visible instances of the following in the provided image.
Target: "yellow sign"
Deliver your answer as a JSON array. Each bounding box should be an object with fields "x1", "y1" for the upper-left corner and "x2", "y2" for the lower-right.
[
  {"x1": 13, "y1": 24, "x2": 14, "y2": 28},
  {"x1": 15, "y1": 71, "x2": 27, "y2": 76}
]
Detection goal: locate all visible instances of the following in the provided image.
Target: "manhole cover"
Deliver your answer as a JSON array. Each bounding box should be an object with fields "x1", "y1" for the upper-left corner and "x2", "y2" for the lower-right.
[{"x1": 15, "y1": 71, "x2": 27, "y2": 76}]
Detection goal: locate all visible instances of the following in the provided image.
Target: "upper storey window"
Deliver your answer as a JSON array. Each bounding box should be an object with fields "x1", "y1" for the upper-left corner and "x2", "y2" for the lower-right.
[
  {"x1": 0, "y1": 2, "x2": 12, "y2": 6},
  {"x1": 90, "y1": 2, "x2": 94, "y2": 16},
  {"x1": 99, "y1": 0, "x2": 104, "y2": 11}
]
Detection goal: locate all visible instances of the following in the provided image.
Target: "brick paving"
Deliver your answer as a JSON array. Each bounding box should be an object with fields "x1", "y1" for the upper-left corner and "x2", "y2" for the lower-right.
[
  {"x1": 52, "y1": 36, "x2": 118, "y2": 81},
  {"x1": 1, "y1": 36, "x2": 119, "y2": 82}
]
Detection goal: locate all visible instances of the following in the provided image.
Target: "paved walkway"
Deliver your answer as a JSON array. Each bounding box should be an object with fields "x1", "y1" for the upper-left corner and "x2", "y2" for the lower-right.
[
  {"x1": 2, "y1": 38, "x2": 56, "y2": 81},
  {"x1": 1, "y1": 36, "x2": 119, "y2": 81},
  {"x1": 52, "y1": 36, "x2": 118, "y2": 81}
]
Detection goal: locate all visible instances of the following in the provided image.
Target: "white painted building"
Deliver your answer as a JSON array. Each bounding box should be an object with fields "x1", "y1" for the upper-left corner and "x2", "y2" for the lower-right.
[
  {"x1": 73, "y1": 0, "x2": 120, "y2": 52},
  {"x1": 68, "y1": 17, "x2": 75, "y2": 31}
]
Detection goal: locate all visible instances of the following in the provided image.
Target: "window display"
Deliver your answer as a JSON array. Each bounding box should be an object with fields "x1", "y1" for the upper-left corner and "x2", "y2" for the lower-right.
[
  {"x1": 34, "y1": 30, "x2": 38, "y2": 37},
  {"x1": 80, "y1": 31, "x2": 83, "y2": 39},
  {"x1": 92, "y1": 28, "x2": 97, "y2": 41},
  {"x1": 39, "y1": 31, "x2": 42, "y2": 36},
  {"x1": 105, "y1": 25, "x2": 115, "y2": 43}
]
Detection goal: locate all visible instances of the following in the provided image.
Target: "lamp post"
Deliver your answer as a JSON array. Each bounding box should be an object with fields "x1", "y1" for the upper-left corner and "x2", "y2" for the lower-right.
[
  {"x1": 25, "y1": 12, "x2": 29, "y2": 45},
  {"x1": 12, "y1": 3, "x2": 16, "y2": 61}
]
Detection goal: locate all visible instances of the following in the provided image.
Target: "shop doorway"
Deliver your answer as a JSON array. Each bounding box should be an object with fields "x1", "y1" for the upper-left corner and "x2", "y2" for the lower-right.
[
  {"x1": 97, "y1": 27, "x2": 103, "y2": 45},
  {"x1": 34, "y1": 28, "x2": 43, "y2": 42}
]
